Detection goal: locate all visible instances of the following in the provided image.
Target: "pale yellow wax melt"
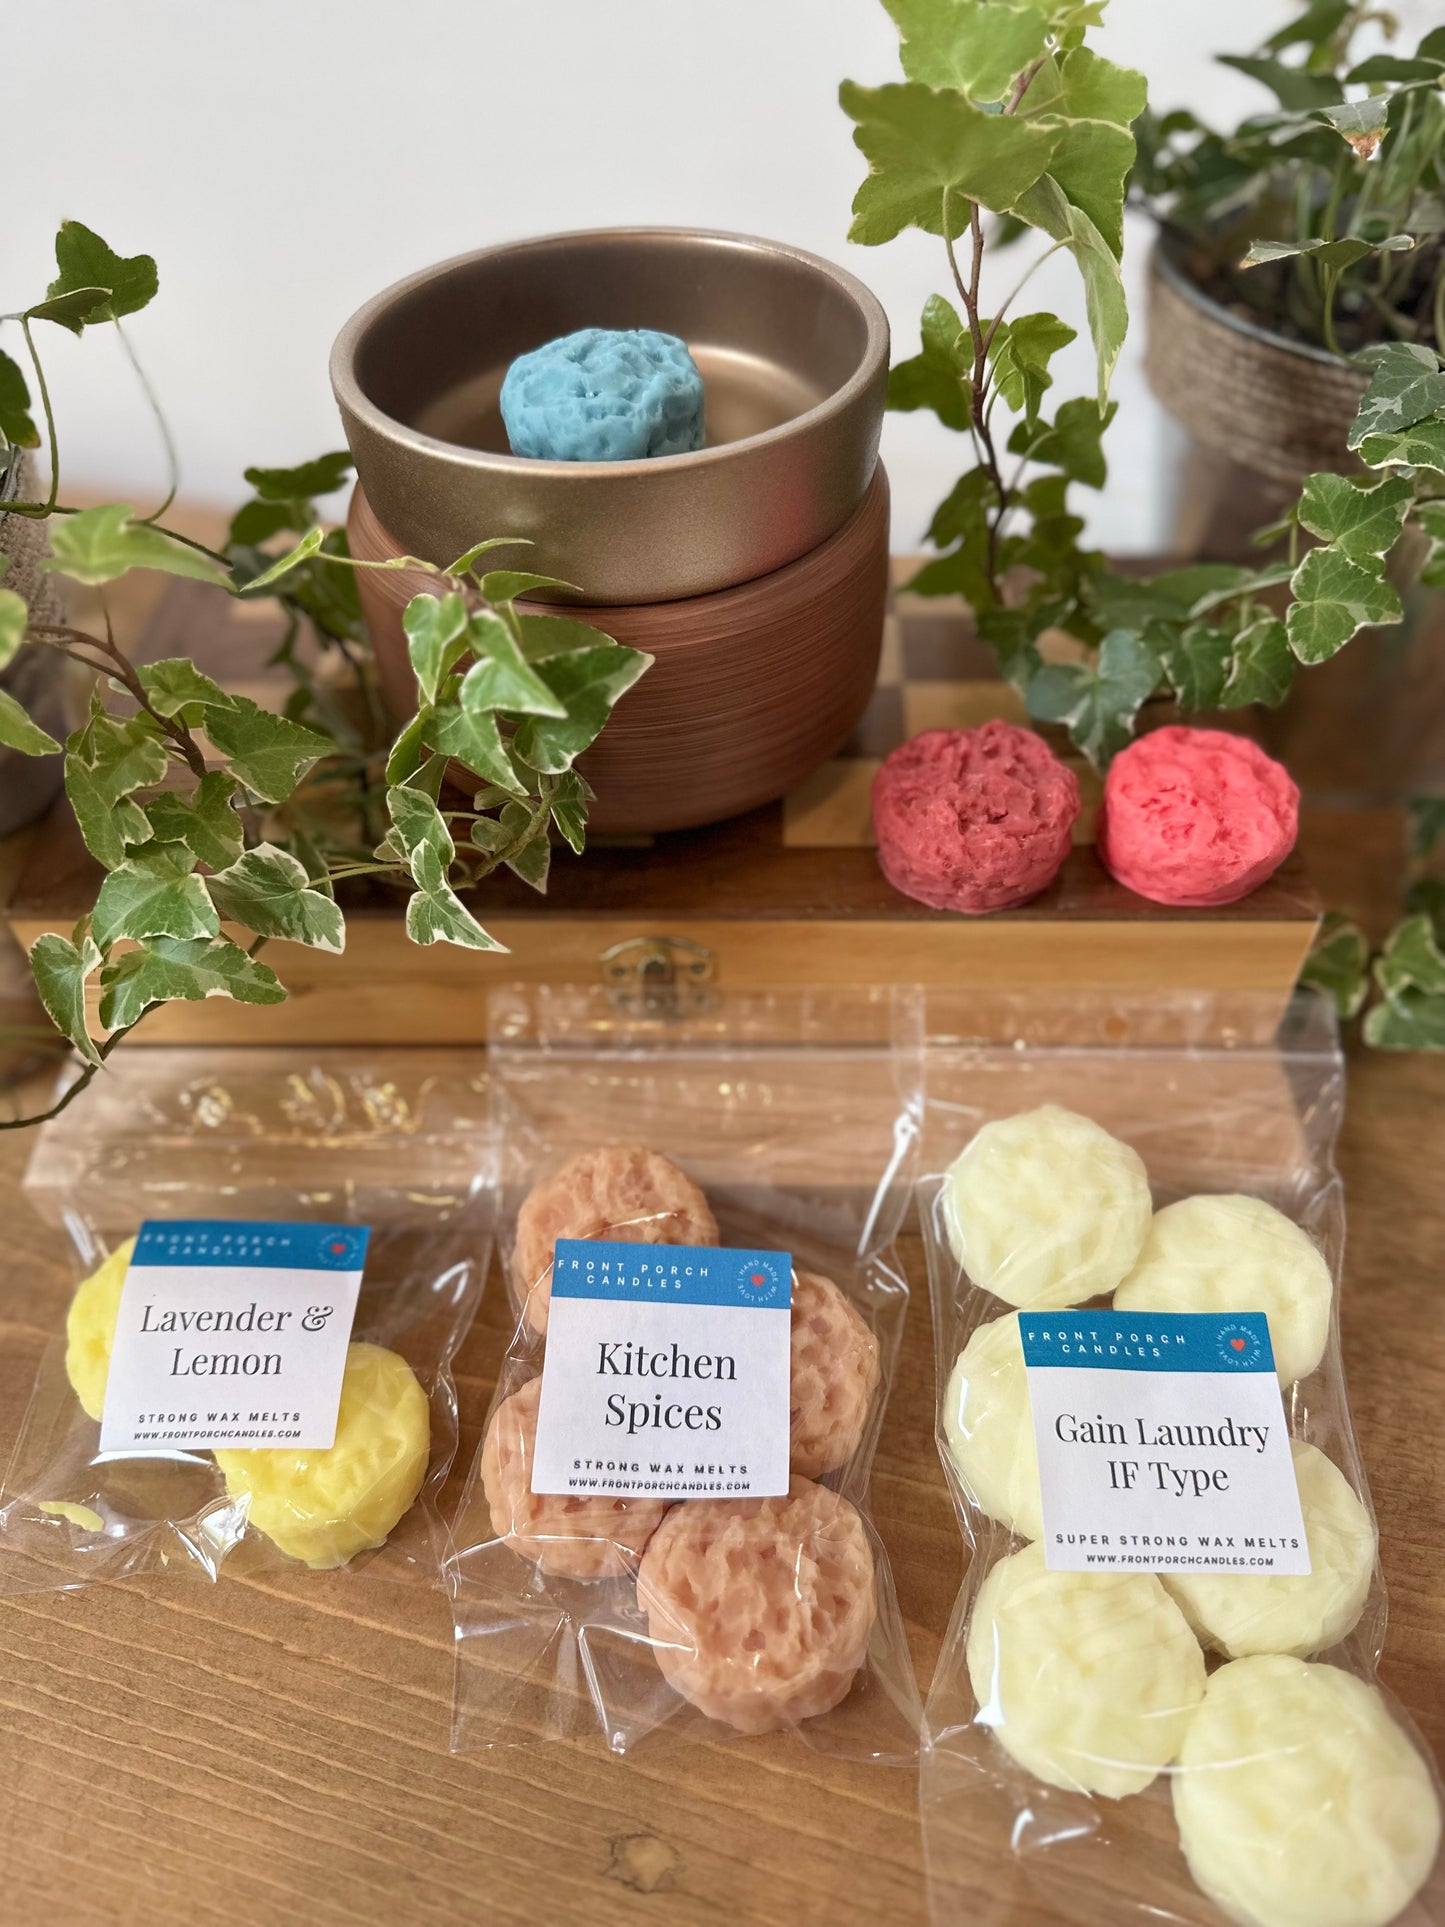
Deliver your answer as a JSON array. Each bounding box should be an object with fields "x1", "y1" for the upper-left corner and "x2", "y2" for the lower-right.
[
  {"x1": 214, "y1": 1342, "x2": 430, "y2": 1570},
  {"x1": 64, "y1": 1237, "x2": 136, "y2": 1420},
  {"x1": 943, "y1": 1312, "x2": 1042, "y2": 1542}
]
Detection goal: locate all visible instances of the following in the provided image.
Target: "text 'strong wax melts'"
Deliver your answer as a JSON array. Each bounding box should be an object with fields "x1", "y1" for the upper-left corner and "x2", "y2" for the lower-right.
[
  {"x1": 1163, "y1": 1438, "x2": 1376, "y2": 1660},
  {"x1": 480, "y1": 1374, "x2": 670, "y2": 1580},
  {"x1": 636, "y1": 1475, "x2": 877, "y2": 1735},
  {"x1": 511, "y1": 1144, "x2": 719, "y2": 1337},
  {"x1": 1173, "y1": 1656, "x2": 1441, "y2": 1927},
  {"x1": 965, "y1": 1541, "x2": 1206, "y2": 1798},
  {"x1": 943, "y1": 1104, "x2": 1152, "y2": 1309},
  {"x1": 214, "y1": 1342, "x2": 430, "y2": 1571},
  {"x1": 943, "y1": 1310, "x2": 1042, "y2": 1542},
  {"x1": 1113, "y1": 1193, "x2": 1333, "y2": 1387},
  {"x1": 788, "y1": 1271, "x2": 881, "y2": 1479},
  {"x1": 1098, "y1": 725, "x2": 1299, "y2": 907},
  {"x1": 64, "y1": 1236, "x2": 136, "y2": 1421},
  {"x1": 500, "y1": 327, "x2": 705, "y2": 462},
  {"x1": 870, "y1": 721, "x2": 1081, "y2": 914}
]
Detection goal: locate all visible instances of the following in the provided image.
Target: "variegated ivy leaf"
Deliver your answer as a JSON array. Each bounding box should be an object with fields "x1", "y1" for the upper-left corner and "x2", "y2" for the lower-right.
[
  {"x1": 839, "y1": 80, "x2": 1060, "y2": 244},
  {"x1": 1315, "y1": 94, "x2": 1391, "y2": 160},
  {"x1": 29, "y1": 930, "x2": 105, "y2": 1067},
  {"x1": 64, "y1": 708, "x2": 167, "y2": 867},
  {"x1": 143, "y1": 773, "x2": 244, "y2": 870},
  {"x1": 987, "y1": 312, "x2": 1075, "y2": 422},
  {"x1": 135, "y1": 657, "x2": 236, "y2": 722},
  {"x1": 1347, "y1": 342, "x2": 1445, "y2": 451},
  {"x1": 1363, "y1": 987, "x2": 1445, "y2": 1050},
  {"x1": 516, "y1": 613, "x2": 619, "y2": 663},
  {"x1": 1297, "y1": 473, "x2": 1413, "y2": 561},
  {"x1": 1286, "y1": 547, "x2": 1402, "y2": 663},
  {"x1": 0, "y1": 587, "x2": 26, "y2": 669},
  {"x1": 1374, "y1": 913, "x2": 1445, "y2": 1000},
  {"x1": 404, "y1": 591, "x2": 469, "y2": 706},
  {"x1": 203, "y1": 694, "x2": 332, "y2": 803},
  {"x1": 44, "y1": 504, "x2": 230, "y2": 589},
  {"x1": 0, "y1": 688, "x2": 59, "y2": 755},
  {"x1": 880, "y1": 0, "x2": 1047, "y2": 103},
  {"x1": 422, "y1": 702, "x2": 526, "y2": 793},
  {"x1": 887, "y1": 295, "x2": 973, "y2": 432},
  {"x1": 510, "y1": 644, "x2": 652, "y2": 776},
  {"x1": 1220, "y1": 618, "x2": 1295, "y2": 709},
  {"x1": 91, "y1": 841, "x2": 219, "y2": 950},
  {"x1": 499, "y1": 800, "x2": 550, "y2": 892},
  {"x1": 479, "y1": 570, "x2": 580, "y2": 604},
  {"x1": 1007, "y1": 175, "x2": 1126, "y2": 403},
  {"x1": 1415, "y1": 502, "x2": 1445, "y2": 587},
  {"x1": 460, "y1": 611, "x2": 566, "y2": 716},
  {"x1": 1358, "y1": 419, "x2": 1445, "y2": 473},
  {"x1": 207, "y1": 842, "x2": 345, "y2": 952},
  {"x1": 98, "y1": 935, "x2": 286, "y2": 1032},
  {"x1": 1025, "y1": 627, "x2": 1160, "y2": 765},
  {"x1": 386, "y1": 785, "x2": 506, "y2": 953},
  {"x1": 1299, "y1": 911, "x2": 1370, "y2": 1021},
  {"x1": 549, "y1": 768, "x2": 594, "y2": 856},
  {"x1": 1151, "y1": 622, "x2": 1231, "y2": 712}
]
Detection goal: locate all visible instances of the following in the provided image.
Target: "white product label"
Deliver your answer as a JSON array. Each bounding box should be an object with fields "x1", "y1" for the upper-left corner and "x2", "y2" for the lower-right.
[
  {"x1": 530, "y1": 1239, "x2": 793, "y2": 1500},
  {"x1": 99, "y1": 1219, "x2": 369, "y2": 1455},
  {"x1": 1021, "y1": 1310, "x2": 1310, "y2": 1575}
]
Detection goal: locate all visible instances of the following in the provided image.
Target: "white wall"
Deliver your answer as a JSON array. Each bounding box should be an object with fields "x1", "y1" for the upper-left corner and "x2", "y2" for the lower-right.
[{"x1": 3, "y1": 0, "x2": 1351, "y2": 555}]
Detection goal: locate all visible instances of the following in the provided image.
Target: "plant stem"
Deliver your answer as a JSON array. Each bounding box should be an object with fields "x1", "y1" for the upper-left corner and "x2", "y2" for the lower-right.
[
  {"x1": 44, "y1": 609, "x2": 211, "y2": 780},
  {"x1": 116, "y1": 320, "x2": 180, "y2": 524},
  {"x1": 945, "y1": 197, "x2": 1009, "y2": 597},
  {"x1": 981, "y1": 242, "x2": 1066, "y2": 357},
  {"x1": 20, "y1": 319, "x2": 59, "y2": 514}
]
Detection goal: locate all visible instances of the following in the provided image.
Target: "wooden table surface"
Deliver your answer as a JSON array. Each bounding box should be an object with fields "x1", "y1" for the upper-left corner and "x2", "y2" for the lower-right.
[{"x1": 0, "y1": 513, "x2": 1441, "y2": 1923}]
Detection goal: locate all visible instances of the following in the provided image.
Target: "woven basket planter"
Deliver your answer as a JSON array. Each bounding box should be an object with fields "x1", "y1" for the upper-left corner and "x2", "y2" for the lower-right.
[{"x1": 0, "y1": 451, "x2": 67, "y2": 837}]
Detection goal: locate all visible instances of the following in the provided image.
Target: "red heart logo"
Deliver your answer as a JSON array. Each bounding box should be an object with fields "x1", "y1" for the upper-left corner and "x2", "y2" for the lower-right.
[
  {"x1": 1230, "y1": 1337, "x2": 1247, "y2": 1351},
  {"x1": 750, "y1": 1274, "x2": 766, "y2": 1287},
  {"x1": 331, "y1": 1243, "x2": 347, "y2": 1255}
]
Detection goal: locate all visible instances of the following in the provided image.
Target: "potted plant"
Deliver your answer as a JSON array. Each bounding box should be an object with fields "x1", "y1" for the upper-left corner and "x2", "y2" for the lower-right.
[{"x1": 0, "y1": 222, "x2": 649, "y2": 1127}]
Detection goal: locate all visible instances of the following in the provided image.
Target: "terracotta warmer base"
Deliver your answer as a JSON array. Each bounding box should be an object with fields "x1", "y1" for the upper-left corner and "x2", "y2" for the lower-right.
[{"x1": 349, "y1": 465, "x2": 890, "y2": 834}]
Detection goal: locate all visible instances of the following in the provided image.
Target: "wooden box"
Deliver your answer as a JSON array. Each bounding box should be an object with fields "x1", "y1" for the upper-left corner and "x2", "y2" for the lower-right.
[{"x1": 3, "y1": 571, "x2": 1320, "y2": 1048}]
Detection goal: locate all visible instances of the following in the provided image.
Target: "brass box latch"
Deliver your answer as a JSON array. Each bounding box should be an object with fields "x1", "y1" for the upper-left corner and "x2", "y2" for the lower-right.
[{"x1": 598, "y1": 936, "x2": 717, "y2": 1017}]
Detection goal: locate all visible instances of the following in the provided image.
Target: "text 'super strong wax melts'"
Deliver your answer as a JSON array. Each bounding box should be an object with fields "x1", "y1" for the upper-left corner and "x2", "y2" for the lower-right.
[
  {"x1": 1173, "y1": 1656, "x2": 1441, "y2": 1927},
  {"x1": 637, "y1": 1475, "x2": 876, "y2": 1735},
  {"x1": 1163, "y1": 1438, "x2": 1376, "y2": 1660},
  {"x1": 943, "y1": 1104, "x2": 1152, "y2": 1309},
  {"x1": 1113, "y1": 1192, "x2": 1332, "y2": 1387},
  {"x1": 511, "y1": 1144, "x2": 718, "y2": 1336},
  {"x1": 500, "y1": 328, "x2": 704, "y2": 461},
  {"x1": 789, "y1": 1271, "x2": 880, "y2": 1479},
  {"x1": 64, "y1": 1237, "x2": 136, "y2": 1421},
  {"x1": 966, "y1": 1541, "x2": 1205, "y2": 1798},
  {"x1": 214, "y1": 1342, "x2": 430, "y2": 1570},
  {"x1": 943, "y1": 1311, "x2": 1042, "y2": 1542}
]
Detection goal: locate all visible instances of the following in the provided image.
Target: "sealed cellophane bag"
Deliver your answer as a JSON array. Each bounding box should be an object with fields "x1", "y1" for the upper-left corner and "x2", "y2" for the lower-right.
[
  {"x1": 447, "y1": 985, "x2": 923, "y2": 1760},
  {"x1": 1, "y1": 1048, "x2": 491, "y2": 1593},
  {"x1": 918, "y1": 990, "x2": 1443, "y2": 1927}
]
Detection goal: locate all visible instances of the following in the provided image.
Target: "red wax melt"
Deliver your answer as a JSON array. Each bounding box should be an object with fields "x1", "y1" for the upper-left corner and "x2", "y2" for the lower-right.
[
  {"x1": 1098, "y1": 726, "x2": 1298, "y2": 907},
  {"x1": 871, "y1": 721, "x2": 1080, "y2": 915}
]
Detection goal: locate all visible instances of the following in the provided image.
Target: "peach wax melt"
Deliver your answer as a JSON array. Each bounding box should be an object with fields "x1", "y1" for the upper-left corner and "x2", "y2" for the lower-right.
[{"x1": 789, "y1": 1271, "x2": 880, "y2": 1478}]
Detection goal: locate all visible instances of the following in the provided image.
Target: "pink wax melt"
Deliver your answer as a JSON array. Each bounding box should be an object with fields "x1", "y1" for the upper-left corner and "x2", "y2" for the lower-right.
[
  {"x1": 1098, "y1": 726, "x2": 1298, "y2": 906},
  {"x1": 789, "y1": 1272, "x2": 880, "y2": 1479},
  {"x1": 871, "y1": 721, "x2": 1080, "y2": 914}
]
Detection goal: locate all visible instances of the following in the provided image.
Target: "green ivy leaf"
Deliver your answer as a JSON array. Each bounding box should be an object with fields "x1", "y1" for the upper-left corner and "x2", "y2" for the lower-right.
[
  {"x1": 840, "y1": 80, "x2": 1059, "y2": 243},
  {"x1": 386, "y1": 785, "x2": 506, "y2": 952},
  {"x1": 1242, "y1": 234, "x2": 1412, "y2": 272},
  {"x1": 460, "y1": 611, "x2": 567, "y2": 716},
  {"x1": 1216, "y1": 54, "x2": 1343, "y2": 113},
  {"x1": 1049, "y1": 46, "x2": 1147, "y2": 126},
  {"x1": 881, "y1": 0, "x2": 1047, "y2": 102},
  {"x1": 1220, "y1": 617, "x2": 1295, "y2": 709},
  {"x1": 384, "y1": 711, "x2": 428, "y2": 787},
  {"x1": 0, "y1": 687, "x2": 57, "y2": 755},
  {"x1": 1299, "y1": 912, "x2": 1370, "y2": 1021},
  {"x1": 1287, "y1": 547, "x2": 1402, "y2": 663},
  {"x1": 1314, "y1": 94, "x2": 1392, "y2": 159},
  {"x1": 203, "y1": 695, "x2": 332, "y2": 803},
  {"x1": 143, "y1": 772, "x2": 244, "y2": 870},
  {"x1": 1265, "y1": 0, "x2": 1350, "y2": 53},
  {"x1": 24, "y1": 286, "x2": 114, "y2": 334},
  {"x1": 516, "y1": 613, "x2": 620, "y2": 663},
  {"x1": 1405, "y1": 875, "x2": 1445, "y2": 943},
  {"x1": 1416, "y1": 501, "x2": 1445, "y2": 586},
  {"x1": 913, "y1": 468, "x2": 998, "y2": 606},
  {"x1": 243, "y1": 452, "x2": 353, "y2": 502},
  {"x1": 510, "y1": 645, "x2": 653, "y2": 775},
  {"x1": 0, "y1": 349, "x2": 39, "y2": 450},
  {"x1": 1010, "y1": 396, "x2": 1116, "y2": 487},
  {"x1": 446, "y1": 536, "x2": 529, "y2": 576},
  {"x1": 91, "y1": 841, "x2": 218, "y2": 950},
  {"x1": 98, "y1": 934, "x2": 286, "y2": 1031},
  {"x1": 1008, "y1": 175, "x2": 1127, "y2": 402},
  {"x1": 549, "y1": 768, "x2": 594, "y2": 855},
  {"x1": 1374, "y1": 913, "x2": 1445, "y2": 999},
  {"x1": 1363, "y1": 986, "x2": 1445, "y2": 1050},
  {"x1": 422, "y1": 703, "x2": 526, "y2": 792},
  {"x1": 1347, "y1": 342, "x2": 1445, "y2": 450},
  {"x1": 47, "y1": 221, "x2": 158, "y2": 322},
  {"x1": 235, "y1": 524, "x2": 325, "y2": 593},
  {"x1": 887, "y1": 295, "x2": 972, "y2": 431},
  {"x1": 1297, "y1": 473, "x2": 1414, "y2": 560},
  {"x1": 0, "y1": 587, "x2": 26, "y2": 669},
  {"x1": 29, "y1": 930, "x2": 104, "y2": 1067},
  {"x1": 1025, "y1": 627, "x2": 1160, "y2": 765},
  {"x1": 500, "y1": 800, "x2": 551, "y2": 892},
  {"x1": 479, "y1": 569, "x2": 580, "y2": 603},
  {"x1": 207, "y1": 842, "x2": 345, "y2": 952},
  {"x1": 136, "y1": 657, "x2": 237, "y2": 723},
  {"x1": 44, "y1": 504, "x2": 230, "y2": 589},
  {"x1": 404, "y1": 591, "x2": 470, "y2": 706},
  {"x1": 1034, "y1": 117, "x2": 1135, "y2": 259},
  {"x1": 1153, "y1": 622, "x2": 1232, "y2": 712},
  {"x1": 987, "y1": 312, "x2": 1075, "y2": 421}
]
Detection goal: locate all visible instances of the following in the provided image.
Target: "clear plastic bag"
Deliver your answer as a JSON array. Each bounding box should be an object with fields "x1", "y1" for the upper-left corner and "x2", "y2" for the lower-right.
[
  {"x1": 918, "y1": 991, "x2": 1444, "y2": 1927},
  {"x1": 446, "y1": 985, "x2": 924, "y2": 1760},
  {"x1": 1, "y1": 1047, "x2": 492, "y2": 1593}
]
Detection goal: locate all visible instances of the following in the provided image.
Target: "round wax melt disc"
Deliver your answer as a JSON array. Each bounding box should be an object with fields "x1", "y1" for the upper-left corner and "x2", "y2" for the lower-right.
[
  {"x1": 480, "y1": 1375, "x2": 670, "y2": 1580},
  {"x1": 1098, "y1": 725, "x2": 1299, "y2": 907},
  {"x1": 943, "y1": 1312, "x2": 1042, "y2": 1541},
  {"x1": 64, "y1": 1236, "x2": 136, "y2": 1421},
  {"x1": 943, "y1": 1104, "x2": 1152, "y2": 1309},
  {"x1": 789, "y1": 1271, "x2": 881, "y2": 1479},
  {"x1": 965, "y1": 1541, "x2": 1205, "y2": 1798},
  {"x1": 1163, "y1": 1438, "x2": 1376, "y2": 1659},
  {"x1": 1113, "y1": 1193, "x2": 1332, "y2": 1387},
  {"x1": 500, "y1": 327, "x2": 705, "y2": 462},
  {"x1": 214, "y1": 1341, "x2": 430, "y2": 1570},
  {"x1": 870, "y1": 721, "x2": 1080, "y2": 914},
  {"x1": 1173, "y1": 1656, "x2": 1441, "y2": 1927},
  {"x1": 636, "y1": 1474, "x2": 876, "y2": 1735},
  {"x1": 512, "y1": 1144, "x2": 719, "y2": 1337}
]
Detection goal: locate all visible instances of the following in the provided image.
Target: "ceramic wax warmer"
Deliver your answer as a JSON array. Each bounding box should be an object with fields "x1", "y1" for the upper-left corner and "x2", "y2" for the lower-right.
[{"x1": 330, "y1": 227, "x2": 890, "y2": 832}]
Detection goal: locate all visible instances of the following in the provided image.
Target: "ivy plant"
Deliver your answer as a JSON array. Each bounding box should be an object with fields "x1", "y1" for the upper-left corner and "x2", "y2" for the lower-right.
[{"x1": 0, "y1": 223, "x2": 650, "y2": 1124}]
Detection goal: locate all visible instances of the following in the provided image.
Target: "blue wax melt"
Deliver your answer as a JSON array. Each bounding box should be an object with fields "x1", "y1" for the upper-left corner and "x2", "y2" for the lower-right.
[{"x1": 500, "y1": 327, "x2": 705, "y2": 462}]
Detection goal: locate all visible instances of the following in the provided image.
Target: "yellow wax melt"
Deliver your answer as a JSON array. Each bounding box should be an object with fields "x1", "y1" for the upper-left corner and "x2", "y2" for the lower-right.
[
  {"x1": 214, "y1": 1342, "x2": 430, "y2": 1570},
  {"x1": 64, "y1": 1237, "x2": 136, "y2": 1420}
]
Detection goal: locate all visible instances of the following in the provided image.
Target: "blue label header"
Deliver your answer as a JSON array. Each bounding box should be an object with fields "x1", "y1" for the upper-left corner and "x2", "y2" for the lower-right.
[
  {"x1": 133, "y1": 1220, "x2": 371, "y2": 1272},
  {"x1": 550, "y1": 1240, "x2": 793, "y2": 1311},
  {"x1": 1018, "y1": 1310, "x2": 1276, "y2": 1375}
]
